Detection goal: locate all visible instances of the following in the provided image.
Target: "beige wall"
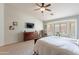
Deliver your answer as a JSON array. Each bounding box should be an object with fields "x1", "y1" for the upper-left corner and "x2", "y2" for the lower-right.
[{"x1": 0, "y1": 4, "x2": 4, "y2": 46}]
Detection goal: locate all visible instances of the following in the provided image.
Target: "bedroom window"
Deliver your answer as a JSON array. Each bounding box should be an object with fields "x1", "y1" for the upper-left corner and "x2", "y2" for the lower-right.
[
  {"x1": 54, "y1": 23, "x2": 60, "y2": 36},
  {"x1": 69, "y1": 22, "x2": 75, "y2": 38},
  {"x1": 45, "y1": 20, "x2": 76, "y2": 38},
  {"x1": 47, "y1": 24, "x2": 53, "y2": 36}
]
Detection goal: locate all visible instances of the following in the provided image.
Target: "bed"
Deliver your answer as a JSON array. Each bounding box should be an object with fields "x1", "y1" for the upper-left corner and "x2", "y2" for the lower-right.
[{"x1": 34, "y1": 36, "x2": 79, "y2": 55}]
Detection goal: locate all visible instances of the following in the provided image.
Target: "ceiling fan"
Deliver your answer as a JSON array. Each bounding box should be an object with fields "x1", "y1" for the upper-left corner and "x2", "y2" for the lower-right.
[{"x1": 34, "y1": 3, "x2": 51, "y2": 13}]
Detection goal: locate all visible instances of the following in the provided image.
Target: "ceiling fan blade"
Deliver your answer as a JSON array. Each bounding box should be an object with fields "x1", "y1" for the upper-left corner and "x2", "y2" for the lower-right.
[
  {"x1": 45, "y1": 4, "x2": 51, "y2": 7},
  {"x1": 45, "y1": 9, "x2": 51, "y2": 11},
  {"x1": 42, "y1": 3, "x2": 44, "y2": 7},
  {"x1": 34, "y1": 8, "x2": 40, "y2": 11},
  {"x1": 35, "y1": 3, "x2": 41, "y2": 7}
]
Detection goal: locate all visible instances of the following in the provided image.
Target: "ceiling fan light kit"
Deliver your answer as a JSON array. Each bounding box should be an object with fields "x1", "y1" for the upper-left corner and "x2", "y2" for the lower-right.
[
  {"x1": 40, "y1": 7, "x2": 45, "y2": 11},
  {"x1": 34, "y1": 3, "x2": 52, "y2": 13}
]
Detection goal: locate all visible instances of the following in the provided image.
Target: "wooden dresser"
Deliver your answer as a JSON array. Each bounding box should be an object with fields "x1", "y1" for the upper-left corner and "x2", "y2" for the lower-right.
[{"x1": 24, "y1": 31, "x2": 38, "y2": 41}]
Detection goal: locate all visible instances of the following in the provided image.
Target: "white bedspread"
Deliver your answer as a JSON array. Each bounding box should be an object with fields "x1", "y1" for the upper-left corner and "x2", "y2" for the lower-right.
[{"x1": 34, "y1": 36, "x2": 79, "y2": 55}]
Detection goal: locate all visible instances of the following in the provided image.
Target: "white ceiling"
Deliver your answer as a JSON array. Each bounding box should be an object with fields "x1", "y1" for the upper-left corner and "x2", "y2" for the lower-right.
[{"x1": 7, "y1": 3, "x2": 79, "y2": 21}]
